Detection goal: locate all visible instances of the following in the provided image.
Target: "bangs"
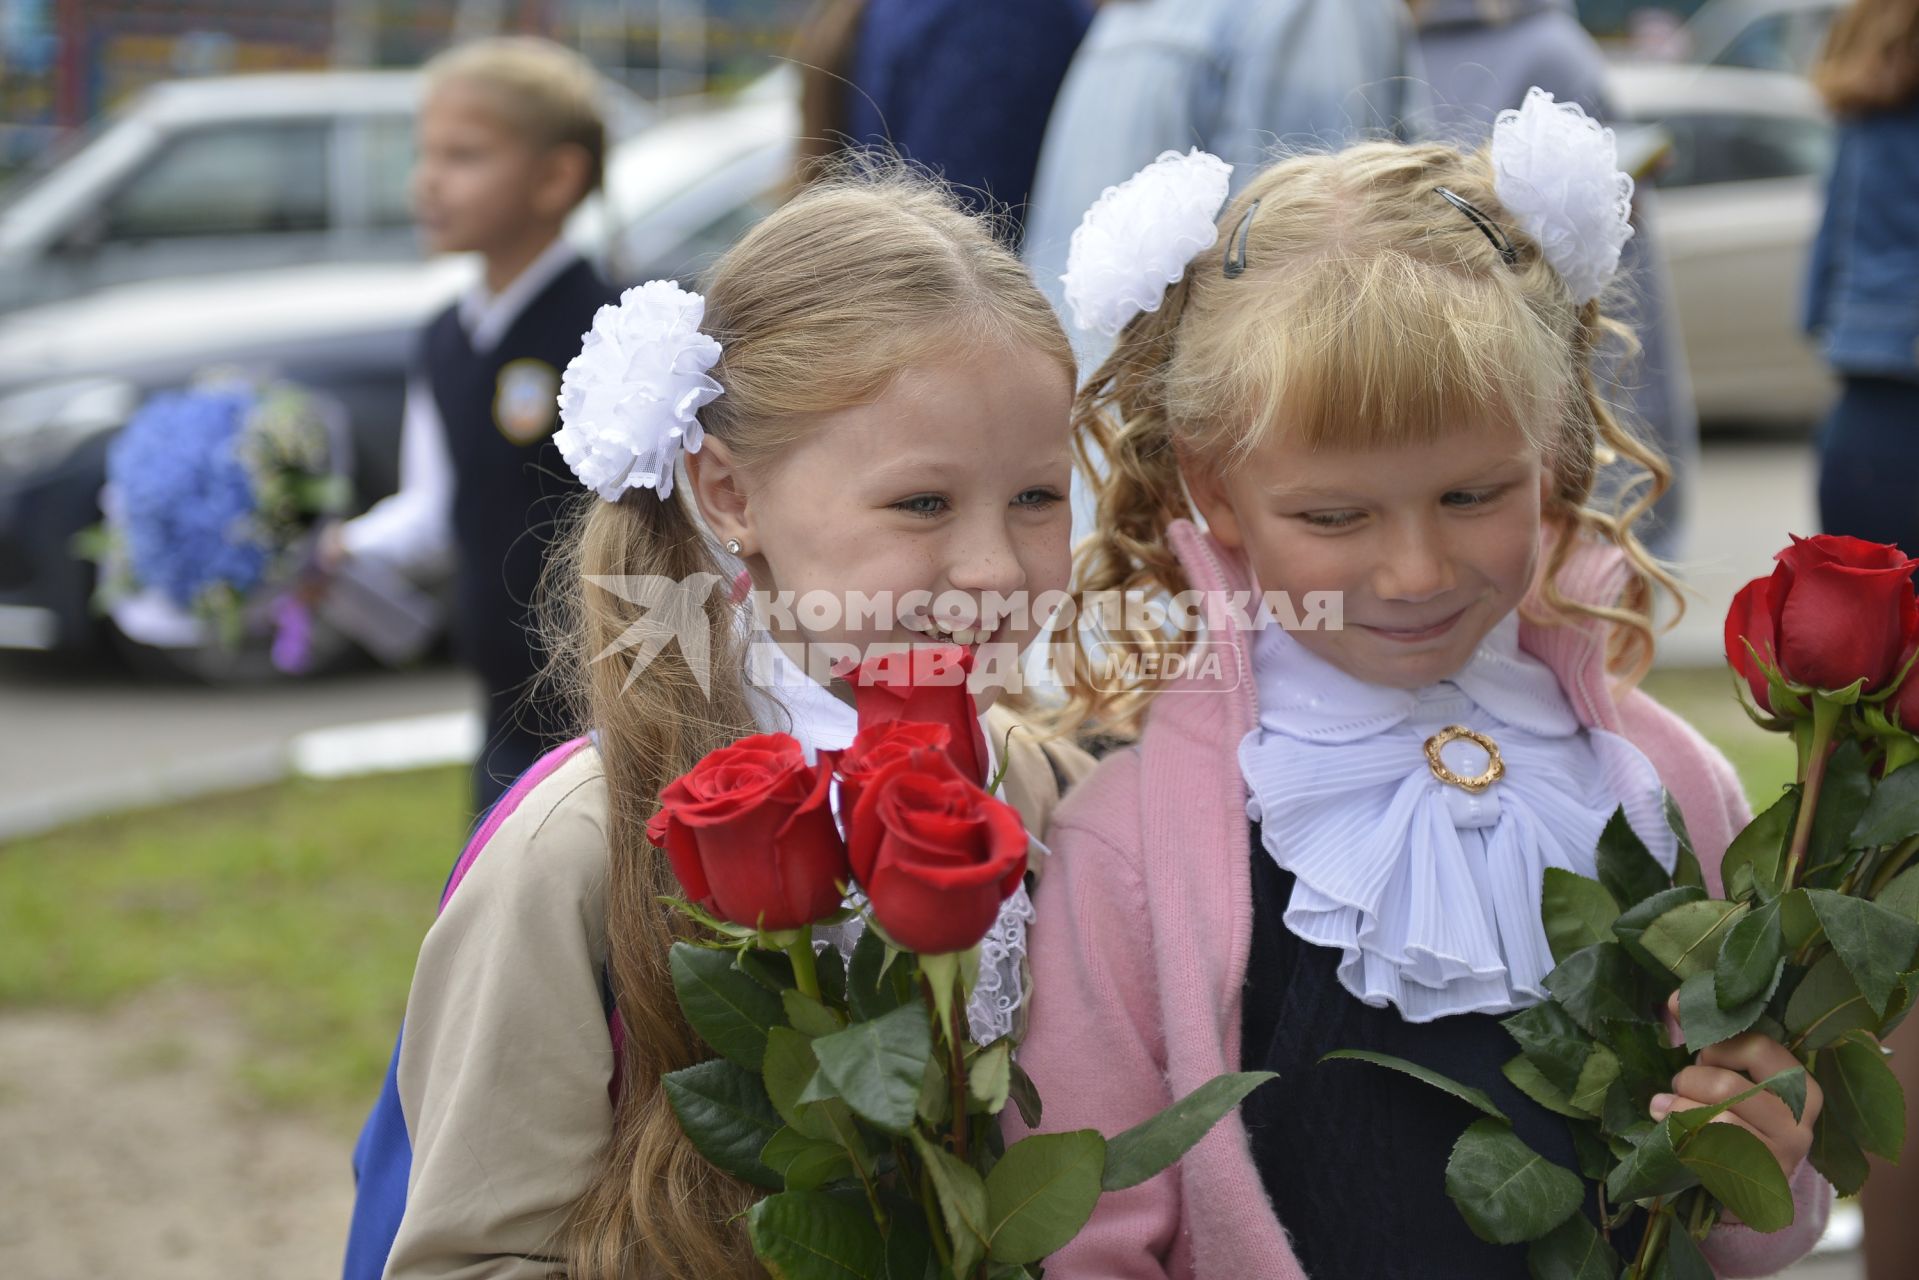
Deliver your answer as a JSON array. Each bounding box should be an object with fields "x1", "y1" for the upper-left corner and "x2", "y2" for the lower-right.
[{"x1": 1177, "y1": 249, "x2": 1570, "y2": 462}]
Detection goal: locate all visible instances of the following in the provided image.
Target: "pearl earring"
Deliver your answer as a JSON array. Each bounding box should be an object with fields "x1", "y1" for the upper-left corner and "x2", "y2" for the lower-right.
[{"x1": 725, "y1": 538, "x2": 742, "y2": 555}]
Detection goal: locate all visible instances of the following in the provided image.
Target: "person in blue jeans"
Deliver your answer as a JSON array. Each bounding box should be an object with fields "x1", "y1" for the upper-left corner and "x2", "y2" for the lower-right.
[
  {"x1": 1804, "y1": 0, "x2": 1919, "y2": 560},
  {"x1": 790, "y1": 0, "x2": 1091, "y2": 247}
]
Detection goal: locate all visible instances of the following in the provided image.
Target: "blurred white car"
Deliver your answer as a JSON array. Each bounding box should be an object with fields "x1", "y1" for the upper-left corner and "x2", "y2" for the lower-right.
[
  {"x1": 0, "y1": 69, "x2": 653, "y2": 313},
  {"x1": 1608, "y1": 61, "x2": 1836, "y2": 427},
  {"x1": 1682, "y1": 0, "x2": 1841, "y2": 73},
  {"x1": 0, "y1": 87, "x2": 794, "y2": 671}
]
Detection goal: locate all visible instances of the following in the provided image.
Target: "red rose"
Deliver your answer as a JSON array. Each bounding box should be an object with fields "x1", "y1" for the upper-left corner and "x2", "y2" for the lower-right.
[
  {"x1": 844, "y1": 644, "x2": 990, "y2": 785},
  {"x1": 846, "y1": 748, "x2": 1028, "y2": 955},
  {"x1": 829, "y1": 720, "x2": 954, "y2": 819},
  {"x1": 1725, "y1": 535, "x2": 1919, "y2": 698},
  {"x1": 648, "y1": 733, "x2": 848, "y2": 930},
  {"x1": 1725, "y1": 575, "x2": 1781, "y2": 712}
]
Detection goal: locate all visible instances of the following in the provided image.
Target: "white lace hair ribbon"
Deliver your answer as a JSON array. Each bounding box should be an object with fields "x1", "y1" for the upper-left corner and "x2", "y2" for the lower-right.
[
  {"x1": 1490, "y1": 88, "x2": 1635, "y2": 306},
  {"x1": 554, "y1": 280, "x2": 723, "y2": 502},
  {"x1": 1060, "y1": 148, "x2": 1234, "y2": 337}
]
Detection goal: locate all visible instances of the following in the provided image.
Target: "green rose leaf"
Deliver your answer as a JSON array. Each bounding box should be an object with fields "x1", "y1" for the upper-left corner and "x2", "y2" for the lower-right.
[
  {"x1": 1607, "y1": 1120, "x2": 1699, "y2": 1204},
  {"x1": 1779, "y1": 889, "x2": 1823, "y2": 951},
  {"x1": 1503, "y1": 1055, "x2": 1586, "y2": 1120},
  {"x1": 847, "y1": 926, "x2": 910, "y2": 1021},
  {"x1": 1443, "y1": 1118, "x2": 1584, "y2": 1244},
  {"x1": 1677, "y1": 1122, "x2": 1794, "y2": 1233},
  {"x1": 1651, "y1": 1220, "x2": 1715, "y2": 1280},
  {"x1": 1715, "y1": 897, "x2": 1786, "y2": 1009},
  {"x1": 1640, "y1": 899, "x2": 1748, "y2": 984},
  {"x1": 1807, "y1": 889, "x2": 1919, "y2": 1014},
  {"x1": 1811, "y1": 739, "x2": 1874, "y2": 863},
  {"x1": 1852, "y1": 759, "x2": 1919, "y2": 847},
  {"x1": 1785, "y1": 952, "x2": 1880, "y2": 1050},
  {"x1": 1100, "y1": 1071, "x2": 1277, "y2": 1192},
  {"x1": 910, "y1": 1132, "x2": 991, "y2": 1278},
  {"x1": 1597, "y1": 807, "x2": 1674, "y2": 910},
  {"x1": 1677, "y1": 964, "x2": 1782, "y2": 1052},
  {"x1": 1545, "y1": 943, "x2": 1652, "y2": 1036},
  {"x1": 747, "y1": 1189, "x2": 887, "y2": 1279},
  {"x1": 1666, "y1": 791, "x2": 1706, "y2": 891},
  {"x1": 812, "y1": 1003, "x2": 934, "y2": 1135},
  {"x1": 1815, "y1": 1032, "x2": 1906, "y2": 1160},
  {"x1": 1877, "y1": 866, "x2": 1919, "y2": 923},
  {"x1": 669, "y1": 941, "x2": 786, "y2": 1071},
  {"x1": 783, "y1": 989, "x2": 845, "y2": 1039},
  {"x1": 764, "y1": 1025, "x2": 851, "y2": 1142},
  {"x1": 1614, "y1": 886, "x2": 1710, "y2": 983},
  {"x1": 1810, "y1": 1108, "x2": 1872, "y2": 1197},
  {"x1": 1525, "y1": 1210, "x2": 1620, "y2": 1280},
  {"x1": 882, "y1": 1204, "x2": 939, "y2": 1280},
  {"x1": 1569, "y1": 1046, "x2": 1621, "y2": 1116},
  {"x1": 1321, "y1": 1050, "x2": 1509, "y2": 1121},
  {"x1": 969, "y1": 1040, "x2": 1013, "y2": 1115},
  {"x1": 1542, "y1": 868, "x2": 1621, "y2": 964},
  {"x1": 662, "y1": 1058, "x2": 784, "y2": 1189},
  {"x1": 761, "y1": 1126, "x2": 857, "y2": 1192},
  {"x1": 1721, "y1": 789, "x2": 1799, "y2": 902},
  {"x1": 981, "y1": 1130, "x2": 1107, "y2": 1264},
  {"x1": 1502, "y1": 1001, "x2": 1595, "y2": 1095},
  {"x1": 1007, "y1": 1058, "x2": 1044, "y2": 1130}
]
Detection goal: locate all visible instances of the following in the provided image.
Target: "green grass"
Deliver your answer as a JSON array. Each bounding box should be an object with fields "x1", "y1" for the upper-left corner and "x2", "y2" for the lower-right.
[
  {"x1": 0, "y1": 667, "x2": 1802, "y2": 1128},
  {"x1": 0, "y1": 766, "x2": 470, "y2": 1129}
]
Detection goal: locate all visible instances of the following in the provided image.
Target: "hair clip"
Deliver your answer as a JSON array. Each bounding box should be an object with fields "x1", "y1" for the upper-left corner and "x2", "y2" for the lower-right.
[
  {"x1": 1434, "y1": 187, "x2": 1519, "y2": 266},
  {"x1": 1222, "y1": 199, "x2": 1260, "y2": 278}
]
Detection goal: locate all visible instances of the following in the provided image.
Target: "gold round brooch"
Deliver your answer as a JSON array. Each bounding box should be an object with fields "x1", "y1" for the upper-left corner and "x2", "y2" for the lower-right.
[{"x1": 1423, "y1": 725, "x2": 1505, "y2": 794}]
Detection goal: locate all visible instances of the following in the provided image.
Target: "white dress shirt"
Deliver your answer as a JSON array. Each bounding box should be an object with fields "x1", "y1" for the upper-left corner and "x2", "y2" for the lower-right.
[
  {"x1": 1238, "y1": 612, "x2": 1677, "y2": 1021},
  {"x1": 341, "y1": 238, "x2": 586, "y2": 574}
]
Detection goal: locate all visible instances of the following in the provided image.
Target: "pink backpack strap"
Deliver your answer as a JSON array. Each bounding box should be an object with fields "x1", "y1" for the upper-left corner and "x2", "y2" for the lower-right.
[{"x1": 440, "y1": 737, "x2": 593, "y2": 911}]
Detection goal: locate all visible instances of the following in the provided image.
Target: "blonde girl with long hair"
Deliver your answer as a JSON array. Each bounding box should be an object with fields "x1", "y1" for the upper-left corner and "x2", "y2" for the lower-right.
[
  {"x1": 348, "y1": 168, "x2": 1092, "y2": 1279},
  {"x1": 1009, "y1": 100, "x2": 1831, "y2": 1278}
]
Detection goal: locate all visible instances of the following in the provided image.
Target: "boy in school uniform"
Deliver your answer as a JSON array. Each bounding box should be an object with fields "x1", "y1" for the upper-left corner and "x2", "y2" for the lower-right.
[{"x1": 319, "y1": 37, "x2": 619, "y2": 813}]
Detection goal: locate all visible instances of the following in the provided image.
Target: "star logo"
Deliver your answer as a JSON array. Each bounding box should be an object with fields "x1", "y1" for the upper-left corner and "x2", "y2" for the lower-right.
[{"x1": 584, "y1": 573, "x2": 726, "y2": 695}]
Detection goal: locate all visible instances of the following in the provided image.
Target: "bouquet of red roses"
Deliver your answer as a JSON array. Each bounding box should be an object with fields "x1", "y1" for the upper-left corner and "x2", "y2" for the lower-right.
[
  {"x1": 649, "y1": 644, "x2": 1270, "y2": 1279},
  {"x1": 1338, "y1": 535, "x2": 1919, "y2": 1278}
]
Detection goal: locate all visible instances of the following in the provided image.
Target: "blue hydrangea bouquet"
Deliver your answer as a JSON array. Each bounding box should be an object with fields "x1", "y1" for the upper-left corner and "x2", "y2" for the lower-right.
[{"x1": 85, "y1": 374, "x2": 352, "y2": 671}]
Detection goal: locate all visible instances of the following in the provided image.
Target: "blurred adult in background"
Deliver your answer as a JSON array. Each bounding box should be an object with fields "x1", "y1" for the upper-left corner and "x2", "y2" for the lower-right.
[
  {"x1": 1804, "y1": 0, "x2": 1919, "y2": 564},
  {"x1": 790, "y1": 0, "x2": 1091, "y2": 246},
  {"x1": 1806, "y1": 14, "x2": 1919, "y2": 1275},
  {"x1": 1416, "y1": 0, "x2": 1697, "y2": 561},
  {"x1": 1022, "y1": 0, "x2": 1426, "y2": 373}
]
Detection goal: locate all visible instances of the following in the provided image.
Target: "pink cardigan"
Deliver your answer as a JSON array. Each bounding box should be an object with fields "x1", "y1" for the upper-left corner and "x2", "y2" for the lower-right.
[{"x1": 1013, "y1": 520, "x2": 1830, "y2": 1279}]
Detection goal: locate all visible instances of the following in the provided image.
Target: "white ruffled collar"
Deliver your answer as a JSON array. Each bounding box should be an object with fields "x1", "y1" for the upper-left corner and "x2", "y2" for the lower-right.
[
  {"x1": 1240, "y1": 616, "x2": 1675, "y2": 1021},
  {"x1": 750, "y1": 638, "x2": 1028, "y2": 1045}
]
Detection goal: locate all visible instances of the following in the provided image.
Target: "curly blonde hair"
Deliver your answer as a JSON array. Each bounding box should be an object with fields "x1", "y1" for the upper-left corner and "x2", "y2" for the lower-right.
[{"x1": 1058, "y1": 139, "x2": 1679, "y2": 740}]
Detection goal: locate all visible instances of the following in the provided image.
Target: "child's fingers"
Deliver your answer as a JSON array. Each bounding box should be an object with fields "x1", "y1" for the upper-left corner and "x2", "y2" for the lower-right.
[
  {"x1": 1668, "y1": 1063, "x2": 1800, "y2": 1139},
  {"x1": 1652, "y1": 1094, "x2": 1789, "y2": 1166},
  {"x1": 1696, "y1": 1033, "x2": 1825, "y2": 1127}
]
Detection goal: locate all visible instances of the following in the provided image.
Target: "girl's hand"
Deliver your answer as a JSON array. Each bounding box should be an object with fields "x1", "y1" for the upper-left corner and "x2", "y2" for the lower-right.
[{"x1": 1656, "y1": 992, "x2": 1825, "y2": 1179}]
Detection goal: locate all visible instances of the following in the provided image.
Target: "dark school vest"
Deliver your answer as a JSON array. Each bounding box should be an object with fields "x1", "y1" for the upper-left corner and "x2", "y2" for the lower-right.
[
  {"x1": 421, "y1": 258, "x2": 617, "y2": 739},
  {"x1": 1239, "y1": 820, "x2": 1644, "y2": 1278}
]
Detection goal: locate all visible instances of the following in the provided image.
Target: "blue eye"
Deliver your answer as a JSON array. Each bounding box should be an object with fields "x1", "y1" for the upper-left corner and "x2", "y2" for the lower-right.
[
  {"x1": 893, "y1": 494, "x2": 949, "y2": 519},
  {"x1": 1443, "y1": 487, "x2": 1505, "y2": 509},
  {"x1": 1301, "y1": 510, "x2": 1364, "y2": 529},
  {"x1": 1015, "y1": 488, "x2": 1064, "y2": 510}
]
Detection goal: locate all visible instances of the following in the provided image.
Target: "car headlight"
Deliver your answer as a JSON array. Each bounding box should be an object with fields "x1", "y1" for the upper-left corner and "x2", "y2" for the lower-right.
[{"x1": 0, "y1": 378, "x2": 138, "y2": 474}]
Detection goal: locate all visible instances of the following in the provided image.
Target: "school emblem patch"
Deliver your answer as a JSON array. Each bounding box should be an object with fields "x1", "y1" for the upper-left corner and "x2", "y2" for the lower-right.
[{"x1": 493, "y1": 358, "x2": 559, "y2": 444}]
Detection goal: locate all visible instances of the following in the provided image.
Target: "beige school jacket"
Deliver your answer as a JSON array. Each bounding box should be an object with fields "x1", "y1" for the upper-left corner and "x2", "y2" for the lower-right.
[{"x1": 383, "y1": 706, "x2": 1093, "y2": 1279}]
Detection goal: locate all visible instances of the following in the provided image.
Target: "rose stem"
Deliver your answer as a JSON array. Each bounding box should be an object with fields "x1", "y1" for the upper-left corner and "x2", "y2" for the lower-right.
[
  {"x1": 1631, "y1": 1200, "x2": 1671, "y2": 1278},
  {"x1": 1869, "y1": 833, "x2": 1919, "y2": 899},
  {"x1": 1782, "y1": 695, "x2": 1844, "y2": 890},
  {"x1": 948, "y1": 995, "x2": 969, "y2": 1162},
  {"x1": 784, "y1": 928, "x2": 821, "y2": 1001}
]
